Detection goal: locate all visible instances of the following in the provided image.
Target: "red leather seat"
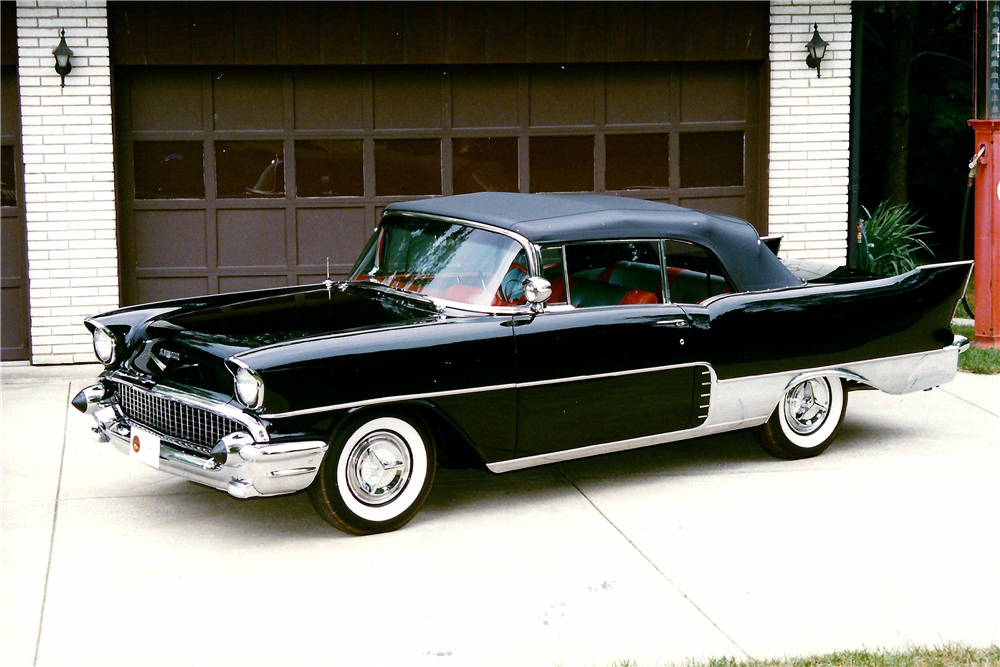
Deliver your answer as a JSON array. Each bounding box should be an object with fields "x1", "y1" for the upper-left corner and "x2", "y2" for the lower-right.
[{"x1": 620, "y1": 289, "x2": 658, "y2": 305}]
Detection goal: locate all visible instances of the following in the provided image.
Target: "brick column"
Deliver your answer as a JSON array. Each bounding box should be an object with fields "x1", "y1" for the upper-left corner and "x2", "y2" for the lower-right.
[
  {"x1": 16, "y1": 0, "x2": 118, "y2": 365},
  {"x1": 768, "y1": 0, "x2": 852, "y2": 262}
]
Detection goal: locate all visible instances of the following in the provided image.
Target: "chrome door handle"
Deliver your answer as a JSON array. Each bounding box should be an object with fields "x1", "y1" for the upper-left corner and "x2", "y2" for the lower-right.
[{"x1": 656, "y1": 318, "x2": 689, "y2": 328}]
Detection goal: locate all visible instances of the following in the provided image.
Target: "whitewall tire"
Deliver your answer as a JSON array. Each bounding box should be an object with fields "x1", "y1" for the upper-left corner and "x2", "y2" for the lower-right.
[
  {"x1": 753, "y1": 376, "x2": 847, "y2": 460},
  {"x1": 308, "y1": 412, "x2": 436, "y2": 535}
]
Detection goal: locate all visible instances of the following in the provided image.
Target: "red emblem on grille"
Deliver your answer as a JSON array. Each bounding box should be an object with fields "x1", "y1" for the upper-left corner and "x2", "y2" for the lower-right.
[{"x1": 132, "y1": 435, "x2": 141, "y2": 453}]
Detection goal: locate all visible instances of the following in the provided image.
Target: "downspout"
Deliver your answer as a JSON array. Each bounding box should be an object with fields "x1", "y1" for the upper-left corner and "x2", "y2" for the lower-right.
[{"x1": 847, "y1": 2, "x2": 865, "y2": 268}]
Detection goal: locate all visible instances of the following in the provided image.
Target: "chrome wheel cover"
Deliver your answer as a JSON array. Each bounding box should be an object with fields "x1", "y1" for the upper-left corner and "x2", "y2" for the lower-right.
[
  {"x1": 345, "y1": 430, "x2": 412, "y2": 506},
  {"x1": 782, "y1": 378, "x2": 831, "y2": 437}
]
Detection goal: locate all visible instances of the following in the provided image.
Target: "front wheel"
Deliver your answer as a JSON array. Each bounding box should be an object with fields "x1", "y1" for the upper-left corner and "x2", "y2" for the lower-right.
[
  {"x1": 308, "y1": 412, "x2": 436, "y2": 535},
  {"x1": 753, "y1": 376, "x2": 847, "y2": 460}
]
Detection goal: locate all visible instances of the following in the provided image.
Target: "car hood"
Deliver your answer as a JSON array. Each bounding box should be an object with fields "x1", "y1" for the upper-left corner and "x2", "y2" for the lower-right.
[{"x1": 98, "y1": 284, "x2": 438, "y2": 396}]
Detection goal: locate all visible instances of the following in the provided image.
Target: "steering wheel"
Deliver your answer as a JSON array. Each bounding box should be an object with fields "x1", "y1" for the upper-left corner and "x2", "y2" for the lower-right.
[{"x1": 493, "y1": 263, "x2": 528, "y2": 306}]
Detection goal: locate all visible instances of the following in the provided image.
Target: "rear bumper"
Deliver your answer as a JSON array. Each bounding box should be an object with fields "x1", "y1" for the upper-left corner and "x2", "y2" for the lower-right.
[{"x1": 80, "y1": 389, "x2": 327, "y2": 499}]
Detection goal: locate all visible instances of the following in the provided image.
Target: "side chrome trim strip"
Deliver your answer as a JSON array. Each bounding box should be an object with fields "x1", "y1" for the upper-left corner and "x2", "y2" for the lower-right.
[
  {"x1": 518, "y1": 362, "x2": 704, "y2": 390},
  {"x1": 268, "y1": 383, "x2": 519, "y2": 419},
  {"x1": 486, "y1": 417, "x2": 753, "y2": 473},
  {"x1": 266, "y1": 362, "x2": 707, "y2": 419}
]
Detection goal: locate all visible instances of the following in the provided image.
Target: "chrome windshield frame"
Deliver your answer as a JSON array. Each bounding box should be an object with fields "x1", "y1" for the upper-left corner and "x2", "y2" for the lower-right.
[{"x1": 347, "y1": 210, "x2": 542, "y2": 316}]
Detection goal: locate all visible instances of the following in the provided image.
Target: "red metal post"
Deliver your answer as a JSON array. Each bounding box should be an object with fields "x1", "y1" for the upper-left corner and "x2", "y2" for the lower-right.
[{"x1": 967, "y1": 120, "x2": 1000, "y2": 349}]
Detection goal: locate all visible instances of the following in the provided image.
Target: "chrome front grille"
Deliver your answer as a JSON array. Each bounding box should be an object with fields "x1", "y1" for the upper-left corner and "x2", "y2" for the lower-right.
[{"x1": 113, "y1": 381, "x2": 246, "y2": 455}]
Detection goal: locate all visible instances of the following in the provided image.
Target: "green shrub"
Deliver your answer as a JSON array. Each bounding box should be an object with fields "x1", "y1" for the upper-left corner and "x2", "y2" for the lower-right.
[{"x1": 859, "y1": 202, "x2": 934, "y2": 275}]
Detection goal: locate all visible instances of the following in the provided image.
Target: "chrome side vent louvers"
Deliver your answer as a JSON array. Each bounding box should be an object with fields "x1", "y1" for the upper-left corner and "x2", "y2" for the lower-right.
[{"x1": 693, "y1": 365, "x2": 712, "y2": 427}]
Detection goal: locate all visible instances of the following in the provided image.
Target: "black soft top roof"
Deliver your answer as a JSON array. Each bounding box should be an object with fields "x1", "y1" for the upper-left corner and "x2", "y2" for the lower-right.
[{"x1": 384, "y1": 193, "x2": 801, "y2": 291}]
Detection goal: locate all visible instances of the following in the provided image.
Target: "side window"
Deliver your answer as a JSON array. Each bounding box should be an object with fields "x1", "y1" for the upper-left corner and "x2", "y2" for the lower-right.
[
  {"x1": 540, "y1": 246, "x2": 568, "y2": 304},
  {"x1": 661, "y1": 240, "x2": 732, "y2": 304},
  {"x1": 550, "y1": 241, "x2": 662, "y2": 308}
]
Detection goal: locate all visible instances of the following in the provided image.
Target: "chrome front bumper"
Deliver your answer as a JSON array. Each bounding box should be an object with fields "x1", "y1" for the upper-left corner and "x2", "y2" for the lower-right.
[{"x1": 78, "y1": 387, "x2": 328, "y2": 499}]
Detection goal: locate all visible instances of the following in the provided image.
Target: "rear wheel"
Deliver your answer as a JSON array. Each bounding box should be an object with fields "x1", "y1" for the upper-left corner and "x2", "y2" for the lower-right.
[
  {"x1": 754, "y1": 376, "x2": 847, "y2": 460},
  {"x1": 308, "y1": 412, "x2": 436, "y2": 535}
]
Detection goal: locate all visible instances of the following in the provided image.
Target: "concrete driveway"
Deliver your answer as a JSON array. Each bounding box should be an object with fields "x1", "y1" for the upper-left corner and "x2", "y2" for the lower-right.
[{"x1": 2, "y1": 364, "x2": 998, "y2": 666}]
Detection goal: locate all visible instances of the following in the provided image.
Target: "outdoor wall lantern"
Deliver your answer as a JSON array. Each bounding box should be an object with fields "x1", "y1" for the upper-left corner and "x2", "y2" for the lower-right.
[
  {"x1": 52, "y1": 30, "x2": 73, "y2": 88},
  {"x1": 805, "y1": 24, "x2": 829, "y2": 78}
]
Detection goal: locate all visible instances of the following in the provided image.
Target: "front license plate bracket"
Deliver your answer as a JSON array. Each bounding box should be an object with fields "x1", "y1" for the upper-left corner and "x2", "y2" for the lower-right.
[{"x1": 129, "y1": 425, "x2": 161, "y2": 469}]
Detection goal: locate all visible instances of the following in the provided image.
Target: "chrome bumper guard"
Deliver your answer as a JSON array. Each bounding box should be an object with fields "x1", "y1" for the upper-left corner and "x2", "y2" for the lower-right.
[{"x1": 79, "y1": 386, "x2": 328, "y2": 499}]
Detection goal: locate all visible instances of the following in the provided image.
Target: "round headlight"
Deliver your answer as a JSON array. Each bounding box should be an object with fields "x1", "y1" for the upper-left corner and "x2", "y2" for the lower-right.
[
  {"x1": 93, "y1": 327, "x2": 115, "y2": 364},
  {"x1": 235, "y1": 366, "x2": 263, "y2": 408}
]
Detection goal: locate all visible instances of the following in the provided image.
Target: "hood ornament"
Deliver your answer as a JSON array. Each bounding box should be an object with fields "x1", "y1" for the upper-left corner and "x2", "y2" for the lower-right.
[{"x1": 324, "y1": 257, "x2": 334, "y2": 295}]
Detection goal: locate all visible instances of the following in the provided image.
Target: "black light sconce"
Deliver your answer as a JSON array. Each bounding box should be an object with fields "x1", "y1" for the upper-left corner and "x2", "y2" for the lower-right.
[
  {"x1": 52, "y1": 30, "x2": 73, "y2": 88},
  {"x1": 805, "y1": 24, "x2": 829, "y2": 78}
]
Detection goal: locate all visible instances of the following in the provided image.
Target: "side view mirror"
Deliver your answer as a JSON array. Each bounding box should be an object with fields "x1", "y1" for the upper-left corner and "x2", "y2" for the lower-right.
[{"x1": 522, "y1": 276, "x2": 552, "y2": 309}]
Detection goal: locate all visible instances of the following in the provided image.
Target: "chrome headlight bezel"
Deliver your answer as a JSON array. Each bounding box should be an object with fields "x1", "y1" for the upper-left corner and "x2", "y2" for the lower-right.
[
  {"x1": 233, "y1": 364, "x2": 265, "y2": 410},
  {"x1": 92, "y1": 326, "x2": 117, "y2": 365}
]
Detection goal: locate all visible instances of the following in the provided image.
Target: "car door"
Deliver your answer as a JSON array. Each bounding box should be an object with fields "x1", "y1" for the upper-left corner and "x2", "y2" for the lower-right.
[{"x1": 511, "y1": 241, "x2": 710, "y2": 458}]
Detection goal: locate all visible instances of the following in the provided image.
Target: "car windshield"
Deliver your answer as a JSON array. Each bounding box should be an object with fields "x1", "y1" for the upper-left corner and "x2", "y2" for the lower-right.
[{"x1": 350, "y1": 216, "x2": 528, "y2": 308}]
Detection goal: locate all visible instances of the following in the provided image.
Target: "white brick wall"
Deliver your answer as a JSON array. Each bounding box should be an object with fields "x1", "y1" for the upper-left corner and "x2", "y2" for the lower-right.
[
  {"x1": 769, "y1": 0, "x2": 852, "y2": 261},
  {"x1": 16, "y1": 0, "x2": 119, "y2": 365}
]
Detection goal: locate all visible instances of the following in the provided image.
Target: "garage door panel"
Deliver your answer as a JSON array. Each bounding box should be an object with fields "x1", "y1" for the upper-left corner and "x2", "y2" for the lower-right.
[
  {"x1": 1, "y1": 280, "x2": 28, "y2": 355},
  {"x1": 605, "y1": 65, "x2": 672, "y2": 126},
  {"x1": 294, "y1": 70, "x2": 364, "y2": 131},
  {"x1": 679, "y1": 131, "x2": 745, "y2": 188},
  {"x1": 137, "y1": 276, "x2": 209, "y2": 303},
  {"x1": 529, "y1": 135, "x2": 594, "y2": 193},
  {"x1": 451, "y1": 68, "x2": 519, "y2": 129},
  {"x1": 296, "y1": 207, "x2": 368, "y2": 268},
  {"x1": 1, "y1": 76, "x2": 19, "y2": 136},
  {"x1": 213, "y1": 69, "x2": 284, "y2": 130},
  {"x1": 130, "y1": 69, "x2": 203, "y2": 132},
  {"x1": 135, "y1": 210, "x2": 207, "y2": 269},
  {"x1": 680, "y1": 65, "x2": 747, "y2": 123},
  {"x1": 685, "y1": 3, "x2": 727, "y2": 62},
  {"x1": 217, "y1": 208, "x2": 287, "y2": 268},
  {"x1": 297, "y1": 273, "x2": 327, "y2": 285},
  {"x1": 679, "y1": 195, "x2": 747, "y2": 220},
  {"x1": 215, "y1": 140, "x2": 285, "y2": 198},
  {"x1": 453, "y1": 137, "x2": 519, "y2": 194},
  {"x1": 605, "y1": 133, "x2": 671, "y2": 191},
  {"x1": 374, "y1": 139, "x2": 442, "y2": 196},
  {"x1": 218, "y1": 275, "x2": 288, "y2": 293},
  {"x1": 529, "y1": 66, "x2": 595, "y2": 127},
  {"x1": 133, "y1": 141, "x2": 205, "y2": 200},
  {"x1": 294, "y1": 140, "x2": 364, "y2": 198},
  {"x1": 1, "y1": 214, "x2": 25, "y2": 275},
  {"x1": 374, "y1": 69, "x2": 443, "y2": 130}
]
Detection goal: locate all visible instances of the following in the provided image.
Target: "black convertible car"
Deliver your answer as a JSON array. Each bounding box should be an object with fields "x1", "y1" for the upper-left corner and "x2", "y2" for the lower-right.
[{"x1": 73, "y1": 193, "x2": 971, "y2": 535}]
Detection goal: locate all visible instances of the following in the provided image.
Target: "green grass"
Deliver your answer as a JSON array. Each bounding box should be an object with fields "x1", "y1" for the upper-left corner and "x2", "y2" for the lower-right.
[
  {"x1": 606, "y1": 643, "x2": 1000, "y2": 667},
  {"x1": 954, "y1": 324, "x2": 1000, "y2": 374},
  {"x1": 956, "y1": 277, "x2": 974, "y2": 319}
]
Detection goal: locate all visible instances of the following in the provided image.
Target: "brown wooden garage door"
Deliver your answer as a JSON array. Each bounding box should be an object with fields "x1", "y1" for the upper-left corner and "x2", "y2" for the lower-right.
[
  {"x1": 116, "y1": 63, "x2": 762, "y2": 304},
  {"x1": 1, "y1": 65, "x2": 29, "y2": 361}
]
